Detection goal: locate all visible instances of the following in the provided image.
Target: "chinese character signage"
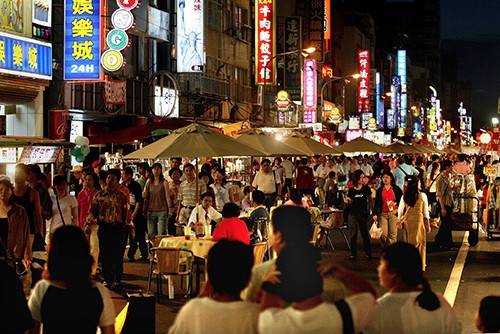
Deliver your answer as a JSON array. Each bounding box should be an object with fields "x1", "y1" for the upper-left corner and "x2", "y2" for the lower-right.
[
  {"x1": 177, "y1": 0, "x2": 204, "y2": 73},
  {"x1": 64, "y1": 0, "x2": 103, "y2": 80},
  {"x1": 301, "y1": 0, "x2": 323, "y2": 62},
  {"x1": 284, "y1": 16, "x2": 300, "y2": 99},
  {"x1": 303, "y1": 59, "x2": 317, "y2": 123},
  {"x1": 376, "y1": 72, "x2": 384, "y2": 128},
  {"x1": 0, "y1": 31, "x2": 52, "y2": 80},
  {"x1": 321, "y1": 64, "x2": 333, "y2": 78},
  {"x1": 397, "y1": 50, "x2": 407, "y2": 129},
  {"x1": 255, "y1": 0, "x2": 275, "y2": 85},
  {"x1": 357, "y1": 49, "x2": 370, "y2": 112}
]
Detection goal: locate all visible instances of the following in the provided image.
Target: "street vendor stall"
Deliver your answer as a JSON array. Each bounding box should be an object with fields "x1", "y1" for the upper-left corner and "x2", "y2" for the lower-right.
[
  {"x1": 387, "y1": 142, "x2": 422, "y2": 154},
  {"x1": 336, "y1": 137, "x2": 392, "y2": 154},
  {"x1": 281, "y1": 133, "x2": 339, "y2": 156},
  {"x1": 234, "y1": 128, "x2": 306, "y2": 156}
]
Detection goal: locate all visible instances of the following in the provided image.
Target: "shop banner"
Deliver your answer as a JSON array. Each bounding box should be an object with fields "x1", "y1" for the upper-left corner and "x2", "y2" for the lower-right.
[
  {"x1": 255, "y1": 0, "x2": 275, "y2": 84},
  {"x1": 64, "y1": 0, "x2": 103, "y2": 80},
  {"x1": 177, "y1": 0, "x2": 204, "y2": 72},
  {"x1": 0, "y1": 31, "x2": 52, "y2": 80},
  {"x1": 284, "y1": 17, "x2": 301, "y2": 100},
  {"x1": 357, "y1": 49, "x2": 370, "y2": 112}
]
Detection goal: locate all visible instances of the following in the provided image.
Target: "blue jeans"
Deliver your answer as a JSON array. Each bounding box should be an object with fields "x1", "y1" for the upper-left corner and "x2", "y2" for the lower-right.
[{"x1": 147, "y1": 211, "x2": 168, "y2": 238}]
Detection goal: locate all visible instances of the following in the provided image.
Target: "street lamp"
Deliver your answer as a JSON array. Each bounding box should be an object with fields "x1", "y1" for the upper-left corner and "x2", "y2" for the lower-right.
[
  {"x1": 261, "y1": 47, "x2": 316, "y2": 124},
  {"x1": 319, "y1": 73, "x2": 360, "y2": 121}
]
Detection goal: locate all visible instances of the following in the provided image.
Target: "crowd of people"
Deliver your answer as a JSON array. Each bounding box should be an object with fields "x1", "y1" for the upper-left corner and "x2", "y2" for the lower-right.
[{"x1": 2, "y1": 152, "x2": 500, "y2": 333}]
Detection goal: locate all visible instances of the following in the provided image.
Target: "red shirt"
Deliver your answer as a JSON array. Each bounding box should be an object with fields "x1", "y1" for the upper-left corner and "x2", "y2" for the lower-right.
[
  {"x1": 212, "y1": 217, "x2": 250, "y2": 245},
  {"x1": 77, "y1": 188, "x2": 97, "y2": 228},
  {"x1": 296, "y1": 166, "x2": 315, "y2": 190},
  {"x1": 381, "y1": 186, "x2": 396, "y2": 213}
]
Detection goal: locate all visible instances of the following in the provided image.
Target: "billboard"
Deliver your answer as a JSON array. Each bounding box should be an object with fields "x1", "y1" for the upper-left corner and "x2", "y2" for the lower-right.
[
  {"x1": 148, "y1": 6, "x2": 170, "y2": 42},
  {"x1": 0, "y1": 0, "x2": 23, "y2": 33},
  {"x1": 303, "y1": 59, "x2": 317, "y2": 123},
  {"x1": 357, "y1": 49, "x2": 370, "y2": 112},
  {"x1": 284, "y1": 17, "x2": 301, "y2": 100},
  {"x1": 177, "y1": 0, "x2": 204, "y2": 73},
  {"x1": 64, "y1": 0, "x2": 103, "y2": 80},
  {"x1": 0, "y1": 31, "x2": 52, "y2": 80},
  {"x1": 397, "y1": 50, "x2": 407, "y2": 129},
  {"x1": 255, "y1": 0, "x2": 275, "y2": 84}
]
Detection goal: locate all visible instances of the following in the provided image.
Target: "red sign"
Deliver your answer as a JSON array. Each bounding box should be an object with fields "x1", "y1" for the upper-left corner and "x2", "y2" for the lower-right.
[
  {"x1": 357, "y1": 49, "x2": 370, "y2": 112},
  {"x1": 117, "y1": 0, "x2": 140, "y2": 10},
  {"x1": 48, "y1": 110, "x2": 70, "y2": 140},
  {"x1": 491, "y1": 127, "x2": 500, "y2": 153},
  {"x1": 255, "y1": 0, "x2": 275, "y2": 85},
  {"x1": 321, "y1": 64, "x2": 333, "y2": 78}
]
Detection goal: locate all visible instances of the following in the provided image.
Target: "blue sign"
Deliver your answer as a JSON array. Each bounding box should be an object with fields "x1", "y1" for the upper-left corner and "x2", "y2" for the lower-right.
[
  {"x1": 376, "y1": 72, "x2": 384, "y2": 129},
  {"x1": 397, "y1": 50, "x2": 407, "y2": 129},
  {"x1": 64, "y1": 0, "x2": 102, "y2": 80},
  {"x1": 0, "y1": 32, "x2": 52, "y2": 80}
]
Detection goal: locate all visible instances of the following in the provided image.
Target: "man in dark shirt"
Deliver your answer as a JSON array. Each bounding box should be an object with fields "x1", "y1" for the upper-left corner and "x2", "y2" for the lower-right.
[
  {"x1": 122, "y1": 167, "x2": 148, "y2": 261},
  {"x1": 296, "y1": 158, "x2": 316, "y2": 199}
]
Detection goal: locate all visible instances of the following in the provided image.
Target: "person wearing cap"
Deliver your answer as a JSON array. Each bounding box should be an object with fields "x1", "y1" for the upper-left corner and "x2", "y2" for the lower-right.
[
  {"x1": 259, "y1": 244, "x2": 376, "y2": 334},
  {"x1": 92, "y1": 160, "x2": 103, "y2": 176},
  {"x1": 69, "y1": 165, "x2": 84, "y2": 197}
]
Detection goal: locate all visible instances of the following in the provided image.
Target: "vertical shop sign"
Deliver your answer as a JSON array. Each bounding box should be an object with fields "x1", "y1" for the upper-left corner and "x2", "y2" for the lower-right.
[
  {"x1": 397, "y1": 50, "x2": 407, "y2": 129},
  {"x1": 376, "y1": 72, "x2": 384, "y2": 128},
  {"x1": 255, "y1": 0, "x2": 275, "y2": 85},
  {"x1": 176, "y1": 0, "x2": 204, "y2": 72},
  {"x1": 64, "y1": 0, "x2": 102, "y2": 80},
  {"x1": 303, "y1": 59, "x2": 317, "y2": 123},
  {"x1": 302, "y1": 0, "x2": 323, "y2": 62},
  {"x1": 357, "y1": 49, "x2": 370, "y2": 112},
  {"x1": 284, "y1": 16, "x2": 301, "y2": 100}
]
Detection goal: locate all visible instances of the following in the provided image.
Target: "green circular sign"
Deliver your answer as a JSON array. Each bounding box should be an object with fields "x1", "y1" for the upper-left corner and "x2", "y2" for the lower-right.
[{"x1": 106, "y1": 29, "x2": 128, "y2": 51}]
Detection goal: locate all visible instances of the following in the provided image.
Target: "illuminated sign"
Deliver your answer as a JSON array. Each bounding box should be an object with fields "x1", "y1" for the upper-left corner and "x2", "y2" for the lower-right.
[
  {"x1": 275, "y1": 90, "x2": 291, "y2": 111},
  {"x1": 0, "y1": 31, "x2": 52, "y2": 80},
  {"x1": 117, "y1": 0, "x2": 140, "y2": 10},
  {"x1": 376, "y1": 72, "x2": 384, "y2": 128},
  {"x1": 348, "y1": 116, "x2": 360, "y2": 130},
  {"x1": 101, "y1": 50, "x2": 123, "y2": 72},
  {"x1": 324, "y1": 0, "x2": 331, "y2": 42},
  {"x1": 0, "y1": 148, "x2": 17, "y2": 163},
  {"x1": 106, "y1": 29, "x2": 128, "y2": 51},
  {"x1": 177, "y1": 0, "x2": 204, "y2": 73},
  {"x1": 321, "y1": 64, "x2": 333, "y2": 78},
  {"x1": 397, "y1": 50, "x2": 407, "y2": 129},
  {"x1": 33, "y1": 0, "x2": 52, "y2": 27},
  {"x1": 111, "y1": 9, "x2": 134, "y2": 30},
  {"x1": 346, "y1": 129, "x2": 363, "y2": 142},
  {"x1": 64, "y1": 0, "x2": 102, "y2": 80},
  {"x1": 303, "y1": 59, "x2": 317, "y2": 123},
  {"x1": 154, "y1": 86, "x2": 179, "y2": 118},
  {"x1": 387, "y1": 109, "x2": 396, "y2": 130},
  {"x1": 255, "y1": 0, "x2": 275, "y2": 84},
  {"x1": 357, "y1": 49, "x2": 370, "y2": 112},
  {"x1": 361, "y1": 112, "x2": 372, "y2": 130},
  {"x1": 303, "y1": 0, "x2": 324, "y2": 62}
]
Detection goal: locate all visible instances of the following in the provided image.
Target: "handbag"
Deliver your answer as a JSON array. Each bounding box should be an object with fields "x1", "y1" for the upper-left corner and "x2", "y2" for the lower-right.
[{"x1": 369, "y1": 222, "x2": 383, "y2": 240}]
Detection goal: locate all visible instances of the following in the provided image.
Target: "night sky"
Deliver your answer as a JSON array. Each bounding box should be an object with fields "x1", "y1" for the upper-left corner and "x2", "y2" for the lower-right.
[{"x1": 441, "y1": 0, "x2": 500, "y2": 128}]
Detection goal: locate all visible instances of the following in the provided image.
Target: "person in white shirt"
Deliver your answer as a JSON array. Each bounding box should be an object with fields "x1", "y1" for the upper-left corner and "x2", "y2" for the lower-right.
[
  {"x1": 252, "y1": 159, "x2": 277, "y2": 208},
  {"x1": 259, "y1": 243, "x2": 377, "y2": 334},
  {"x1": 360, "y1": 159, "x2": 374, "y2": 177},
  {"x1": 168, "y1": 240, "x2": 259, "y2": 334},
  {"x1": 210, "y1": 168, "x2": 230, "y2": 211},
  {"x1": 365, "y1": 242, "x2": 461, "y2": 334},
  {"x1": 187, "y1": 192, "x2": 222, "y2": 229},
  {"x1": 47, "y1": 175, "x2": 78, "y2": 243},
  {"x1": 282, "y1": 158, "x2": 294, "y2": 195}
]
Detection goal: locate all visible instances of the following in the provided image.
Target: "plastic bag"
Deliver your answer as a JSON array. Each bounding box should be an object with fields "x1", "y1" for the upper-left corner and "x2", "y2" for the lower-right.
[{"x1": 369, "y1": 223, "x2": 383, "y2": 240}]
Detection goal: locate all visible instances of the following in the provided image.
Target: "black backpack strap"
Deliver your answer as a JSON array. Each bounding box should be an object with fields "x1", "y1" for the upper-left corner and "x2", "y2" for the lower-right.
[
  {"x1": 397, "y1": 165, "x2": 409, "y2": 176},
  {"x1": 335, "y1": 299, "x2": 355, "y2": 334}
]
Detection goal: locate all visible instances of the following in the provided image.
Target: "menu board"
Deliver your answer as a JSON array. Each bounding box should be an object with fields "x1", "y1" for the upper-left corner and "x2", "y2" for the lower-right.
[
  {"x1": 19, "y1": 146, "x2": 61, "y2": 164},
  {"x1": 0, "y1": 147, "x2": 17, "y2": 163}
]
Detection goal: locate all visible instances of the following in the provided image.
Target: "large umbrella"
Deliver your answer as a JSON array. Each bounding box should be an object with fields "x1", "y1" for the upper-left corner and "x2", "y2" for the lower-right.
[
  {"x1": 234, "y1": 128, "x2": 305, "y2": 156},
  {"x1": 336, "y1": 137, "x2": 392, "y2": 153},
  {"x1": 124, "y1": 123, "x2": 265, "y2": 160},
  {"x1": 281, "y1": 133, "x2": 339, "y2": 156},
  {"x1": 413, "y1": 144, "x2": 435, "y2": 154},
  {"x1": 387, "y1": 142, "x2": 422, "y2": 154}
]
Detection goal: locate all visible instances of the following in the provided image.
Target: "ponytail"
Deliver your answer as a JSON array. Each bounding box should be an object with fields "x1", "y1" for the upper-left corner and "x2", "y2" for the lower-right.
[{"x1": 415, "y1": 277, "x2": 440, "y2": 311}]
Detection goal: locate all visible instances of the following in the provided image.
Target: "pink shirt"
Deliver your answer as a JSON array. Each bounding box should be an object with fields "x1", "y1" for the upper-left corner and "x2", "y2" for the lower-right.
[
  {"x1": 212, "y1": 217, "x2": 250, "y2": 245},
  {"x1": 77, "y1": 188, "x2": 97, "y2": 228}
]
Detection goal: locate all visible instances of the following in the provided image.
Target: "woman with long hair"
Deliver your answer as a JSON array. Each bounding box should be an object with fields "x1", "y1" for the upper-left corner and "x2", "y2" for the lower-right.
[
  {"x1": 143, "y1": 162, "x2": 172, "y2": 238},
  {"x1": 426, "y1": 162, "x2": 441, "y2": 205},
  {"x1": 28, "y1": 226, "x2": 115, "y2": 334},
  {"x1": 397, "y1": 176, "x2": 431, "y2": 271},
  {"x1": 366, "y1": 242, "x2": 461, "y2": 333},
  {"x1": 346, "y1": 169, "x2": 373, "y2": 260},
  {"x1": 48, "y1": 176, "x2": 78, "y2": 242}
]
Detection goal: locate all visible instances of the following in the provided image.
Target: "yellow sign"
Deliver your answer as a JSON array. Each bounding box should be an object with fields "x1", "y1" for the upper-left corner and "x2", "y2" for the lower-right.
[
  {"x1": 0, "y1": 0, "x2": 23, "y2": 33},
  {"x1": 100, "y1": 49, "x2": 124, "y2": 72},
  {"x1": 484, "y1": 166, "x2": 497, "y2": 177}
]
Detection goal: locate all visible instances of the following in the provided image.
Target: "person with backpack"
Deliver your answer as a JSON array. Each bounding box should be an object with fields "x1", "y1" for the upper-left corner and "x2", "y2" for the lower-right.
[
  {"x1": 393, "y1": 155, "x2": 419, "y2": 191},
  {"x1": 364, "y1": 242, "x2": 461, "y2": 334},
  {"x1": 259, "y1": 243, "x2": 376, "y2": 334}
]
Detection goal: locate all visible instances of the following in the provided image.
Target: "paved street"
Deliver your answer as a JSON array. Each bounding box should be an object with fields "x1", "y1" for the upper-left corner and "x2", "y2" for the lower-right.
[{"x1": 109, "y1": 228, "x2": 500, "y2": 333}]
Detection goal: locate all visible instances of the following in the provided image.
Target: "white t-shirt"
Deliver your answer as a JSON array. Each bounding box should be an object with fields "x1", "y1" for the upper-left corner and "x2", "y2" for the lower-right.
[
  {"x1": 210, "y1": 184, "x2": 230, "y2": 211},
  {"x1": 168, "y1": 297, "x2": 260, "y2": 334},
  {"x1": 187, "y1": 205, "x2": 222, "y2": 226},
  {"x1": 252, "y1": 171, "x2": 276, "y2": 194},
  {"x1": 258, "y1": 293, "x2": 375, "y2": 334},
  {"x1": 315, "y1": 164, "x2": 334, "y2": 179},
  {"x1": 360, "y1": 164, "x2": 374, "y2": 176},
  {"x1": 364, "y1": 291, "x2": 461, "y2": 334},
  {"x1": 48, "y1": 190, "x2": 78, "y2": 234},
  {"x1": 28, "y1": 280, "x2": 115, "y2": 328}
]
